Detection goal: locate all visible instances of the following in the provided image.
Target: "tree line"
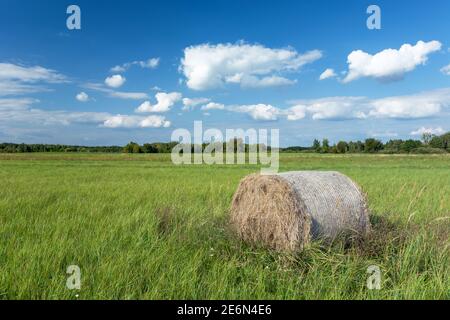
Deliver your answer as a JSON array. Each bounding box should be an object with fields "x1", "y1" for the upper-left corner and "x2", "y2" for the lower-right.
[
  {"x1": 300, "y1": 132, "x2": 449, "y2": 154},
  {"x1": 0, "y1": 143, "x2": 123, "y2": 153},
  {"x1": 1, "y1": 132, "x2": 449, "y2": 154}
]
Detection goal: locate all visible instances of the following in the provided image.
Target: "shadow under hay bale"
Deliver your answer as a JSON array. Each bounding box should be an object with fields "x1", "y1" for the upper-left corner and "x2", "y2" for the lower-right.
[{"x1": 230, "y1": 171, "x2": 371, "y2": 251}]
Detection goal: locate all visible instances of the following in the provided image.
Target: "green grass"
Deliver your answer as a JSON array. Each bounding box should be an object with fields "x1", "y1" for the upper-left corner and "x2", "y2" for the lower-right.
[{"x1": 0, "y1": 153, "x2": 448, "y2": 299}]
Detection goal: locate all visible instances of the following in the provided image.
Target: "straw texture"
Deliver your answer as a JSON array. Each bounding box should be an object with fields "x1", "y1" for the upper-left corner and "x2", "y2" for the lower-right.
[{"x1": 230, "y1": 171, "x2": 371, "y2": 251}]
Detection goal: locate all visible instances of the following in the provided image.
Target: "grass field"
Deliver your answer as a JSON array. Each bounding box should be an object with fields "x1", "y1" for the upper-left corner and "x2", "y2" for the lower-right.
[{"x1": 0, "y1": 153, "x2": 448, "y2": 299}]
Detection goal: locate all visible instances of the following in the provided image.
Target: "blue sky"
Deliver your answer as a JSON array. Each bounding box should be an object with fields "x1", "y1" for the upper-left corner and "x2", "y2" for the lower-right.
[{"x1": 1, "y1": 0, "x2": 449, "y2": 146}]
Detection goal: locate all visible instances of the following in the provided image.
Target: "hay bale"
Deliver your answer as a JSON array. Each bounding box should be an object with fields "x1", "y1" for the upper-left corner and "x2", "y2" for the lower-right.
[{"x1": 230, "y1": 171, "x2": 371, "y2": 251}]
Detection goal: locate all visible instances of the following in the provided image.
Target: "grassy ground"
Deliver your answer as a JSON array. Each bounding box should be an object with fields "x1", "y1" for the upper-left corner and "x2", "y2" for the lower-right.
[{"x1": 0, "y1": 153, "x2": 448, "y2": 299}]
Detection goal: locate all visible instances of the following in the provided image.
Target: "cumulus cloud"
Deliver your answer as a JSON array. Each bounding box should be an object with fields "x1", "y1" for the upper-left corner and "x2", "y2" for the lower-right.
[
  {"x1": 304, "y1": 97, "x2": 368, "y2": 120},
  {"x1": 182, "y1": 97, "x2": 210, "y2": 111},
  {"x1": 180, "y1": 42, "x2": 322, "y2": 90},
  {"x1": 174, "y1": 87, "x2": 450, "y2": 122},
  {"x1": 232, "y1": 104, "x2": 281, "y2": 121},
  {"x1": 236, "y1": 75, "x2": 296, "y2": 88},
  {"x1": 343, "y1": 40, "x2": 442, "y2": 83},
  {"x1": 103, "y1": 114, "x2": 170, "y2": 128},
  {"x1": 135, "y1": 92, "x2": 182, "y2": 113},
  {"x1": 410, "y1": 126, "x2": 445, "y2": 136},
  {"x1": 0, "y1": 98, "x2": 171, "y2": 129},
  {"x1": 105, "y1": 74, "x2": 126, "y2": 88},
  {"x1": 201, "y1": 102, "x2": 225, "y2": 110},
  {"x1": 111, "y1": 58, "x2": 160, "y2": 73},
  {"x1": 76, "y1": 92, "x2": 89, "y2": 102},
  {"x1": 368, "y1": 89, "x2": 450, "y2": 118},
  {"x1": 288, "y1": 88, "x2": 450, "y2": 120},
  {"x1": 319, "y1": 68, "x2": 337, "y2": 80},
  {"x1": 286, "y1": 105, "x2": 307, "y2": 120},
  {"x1": 441, "y1": 64, "x2": 450, "y2": 75}
]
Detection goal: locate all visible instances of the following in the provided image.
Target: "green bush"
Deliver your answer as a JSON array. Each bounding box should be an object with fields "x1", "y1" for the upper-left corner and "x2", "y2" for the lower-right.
[{"x1": 410, "y1": 147, "x2": 448, "y2": 154}]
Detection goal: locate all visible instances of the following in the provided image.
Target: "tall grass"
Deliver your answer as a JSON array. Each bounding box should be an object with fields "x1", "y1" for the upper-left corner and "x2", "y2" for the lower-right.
[{"x1": 0, "y1": 153, "x2": 448, "y2": 299}]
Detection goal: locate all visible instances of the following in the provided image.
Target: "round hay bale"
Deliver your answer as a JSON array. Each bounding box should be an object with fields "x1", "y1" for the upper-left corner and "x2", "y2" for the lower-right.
[{"x1": 230, "y1": 171, "x2": 371, "y2": 251}]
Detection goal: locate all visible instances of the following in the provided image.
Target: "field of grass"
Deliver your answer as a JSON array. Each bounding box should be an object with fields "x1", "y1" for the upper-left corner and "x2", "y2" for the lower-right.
[{"x1": 0, "y1": 153, "x2": 448, "y2": 299}]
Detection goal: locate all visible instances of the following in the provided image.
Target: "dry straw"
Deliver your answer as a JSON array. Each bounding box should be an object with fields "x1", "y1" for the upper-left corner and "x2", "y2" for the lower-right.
[{"x1": 230, "y1": 171, "x2": 371, "y2": 251}]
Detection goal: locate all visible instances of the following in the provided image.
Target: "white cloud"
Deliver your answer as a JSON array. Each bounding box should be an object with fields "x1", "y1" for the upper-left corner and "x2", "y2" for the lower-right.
[
  {"x1": 76, "y1": 92, "x2": 89, "y2": 102},
  {"x1": 238, "y1": 75, "x2": 296, "y2": 88},
  {"x1": 182, "y1": 97, "x2": 210, "y2": 110},
  {"x1": 0, "y1": 103, "x2": 110, "y2": 127},
  {"x1": 105, "y1": 74, "x2": 126, "y2": 88},
  {"x1": 0, "y1": 98, "x2": 38, "y2": 110},
  {"x1": 84, "y1": 83, "x2": 148, "y2": 100},
  {"x1": 296, "y1": 97, "x2": 368, "y2": 120},
  {"x1": 287, "y1": 88, "x2": 450, "y2": 120},
  {"x1": 0, "y1": 100, "x2": 170, "y2": 130},
  {"x1": 368, "y1": 88, "x2": 450, "y2": 118},
  {"x1": 110, "y1": 58, "x2": 160, "y2": 73},
  {"x1": 110, "y1": 65, "x2": 126, "y2": 73},
  {"x1": 201, "y1": 102, "x2": 225, "y2": 110},
  {"x1": 0, "y1": 81, "x2": 47, "y2": 96},
  {"x1": 370, "y1": 131, "x2": 399, "y2": 138},
  {"x1": 319, "y1": 68, "x2": 337, "y2": 80},
  {"x1": 0, "y1": 63, "x2": 66, "y2": 96},
  {"x1": 410, "y1": 126, "x2": 445, "y2": 136},
  {"x1": 0, "y1": 68, "x2": 168, "y2": 131},
  {"x1": 343, "y1": 40, "x2": 442, "y2": 83},
  {"x1": 109, "y1": 91, "x2": 148, "y2": 100},
  {"x1": 232, "y1": 104, "x2": 281, "y2": 121},
  {"x1": 139, "y1": 58, "x2": 160, "y2": 69},
  {"x1": 0, "y1": 63, "x2": 66, "y2": 83},
  {"x1": 441, "y1": 64, "x2": 450, "y2": 75},
  {"x1": 177, "y1": 88, "x2": 450, "y2": 122},
  {"x1": 103, "y1": 114, "x2": 170, "y2": 128},
  {"x1": 286, "y1": 105, "x2": 306, "y2": 120},
  {"x1": 180, "y1": 42, "x2": 322, "y2": 90},
  {"x1": 135, "y1": 92, "x2": 182, "y2": 113}
]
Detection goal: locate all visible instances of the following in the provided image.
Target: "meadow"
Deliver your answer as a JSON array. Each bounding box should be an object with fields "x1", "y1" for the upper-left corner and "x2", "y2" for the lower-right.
[{"x1": 0, "y1": 153, "x2": 448, "y2": 299}]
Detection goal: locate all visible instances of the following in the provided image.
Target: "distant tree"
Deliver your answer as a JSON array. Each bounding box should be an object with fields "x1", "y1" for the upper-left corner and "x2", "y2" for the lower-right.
[
  {"x1": 348, "y1": 142, "x2": 356, "y2": 153},
  {"x1": 142, "y1": 143, "x2": 158, "y2": 153},
  {"x1": 422, "y1": 133, "x2": 433, "y2": 145},
  {"x1": 400, "y1": 139, "x2": 422, "y2": 153},
  {"x1": 336, "y1": 141, "x2": 348, "y2": 154},
  {"x1": 430, "y1": 133, "x2": 449, "y2": 150},
  {"x1": 330, "y1": 144, "x2": 338, "y2": 154},
  {"x1": 312, "y1": 139, "x2": 321, "y2": 152},
  {"x1": 123, "y1": 142, "x2": 141, "y2": 153},
  {"x1": 429, "y1": 136, "x2": 444, "y2": 149},
  {"x1": 133, "y1": 144, "x2": 142, "y2": 153},
  {"x1": 355, "y1": 141, "x2": 364, "y2": 152},
  {"x1": 364, "y1": 138, "x2": 383, "y2": 153},
  {"x1": 322, "y1": 139, "x2": 330, "y2": 153},
  {"x1": 385, "y1": 139, "x2": 403, "y2": 153}
]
